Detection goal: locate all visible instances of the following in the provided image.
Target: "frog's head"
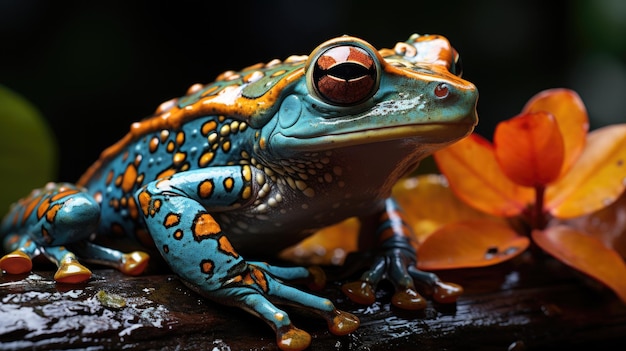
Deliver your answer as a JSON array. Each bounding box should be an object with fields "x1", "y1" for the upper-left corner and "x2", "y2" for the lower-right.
[{"x1": 257, "y1": 34, "x2": 478, "y2": 164}]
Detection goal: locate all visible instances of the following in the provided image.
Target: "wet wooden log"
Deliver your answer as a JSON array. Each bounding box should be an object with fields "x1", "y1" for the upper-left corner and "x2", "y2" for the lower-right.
[{"x1": 2, "y1": 257, "x2": 626, "y2": 350}]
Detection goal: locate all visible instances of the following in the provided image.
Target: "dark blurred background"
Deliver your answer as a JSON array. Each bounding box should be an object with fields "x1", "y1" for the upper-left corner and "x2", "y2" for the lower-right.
[{"x1": 1, "y1": 0, "x2": 625, "y2": 182}]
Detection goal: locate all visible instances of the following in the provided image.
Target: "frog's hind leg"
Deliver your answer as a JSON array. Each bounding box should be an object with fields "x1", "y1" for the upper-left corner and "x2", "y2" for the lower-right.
[
  {"x1": 0, "y1": 183, "x2": 100, "y2": 283},
  {"x1": 41, "y1": 245, "x2": 92, "y2": 283}
]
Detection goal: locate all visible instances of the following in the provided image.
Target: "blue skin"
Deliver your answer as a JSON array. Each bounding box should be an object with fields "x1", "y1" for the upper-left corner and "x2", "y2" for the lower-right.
[{"x1": 0, "y1": 34, "x2": 477, "y2": 351}]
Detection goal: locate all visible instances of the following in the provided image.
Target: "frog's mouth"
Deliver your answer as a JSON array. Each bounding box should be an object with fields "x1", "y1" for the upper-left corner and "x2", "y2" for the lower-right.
[{"x1": 270, "y1": 114, "x2": 477, "y2": 153}]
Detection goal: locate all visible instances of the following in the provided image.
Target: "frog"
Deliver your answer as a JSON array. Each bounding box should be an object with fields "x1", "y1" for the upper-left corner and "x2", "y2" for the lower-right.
[{"x1": 0, "y1": 33, "x2": 478, "y2": 351}]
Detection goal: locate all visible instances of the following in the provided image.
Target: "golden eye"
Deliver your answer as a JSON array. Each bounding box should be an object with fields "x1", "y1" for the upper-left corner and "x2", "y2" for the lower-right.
[{"x1": 311, "y1": 45, "x2": 378, "y2": 106}]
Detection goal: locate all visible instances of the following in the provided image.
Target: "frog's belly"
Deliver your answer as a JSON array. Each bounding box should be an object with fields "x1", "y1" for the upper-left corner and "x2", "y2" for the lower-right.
[{"x1": 216, "y1": 199, "x2": 382, "y2": 256}]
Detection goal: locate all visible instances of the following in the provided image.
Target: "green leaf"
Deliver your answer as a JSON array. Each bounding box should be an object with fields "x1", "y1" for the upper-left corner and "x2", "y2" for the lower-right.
[{"x1": 0, "y1": 85, "x2": 58, "y2": 212}]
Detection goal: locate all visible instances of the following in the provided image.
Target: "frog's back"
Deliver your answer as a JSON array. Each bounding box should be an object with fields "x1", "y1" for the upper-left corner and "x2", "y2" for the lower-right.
[{"x1": 78, "y1": 56, "x2": 308, "y2": 238}]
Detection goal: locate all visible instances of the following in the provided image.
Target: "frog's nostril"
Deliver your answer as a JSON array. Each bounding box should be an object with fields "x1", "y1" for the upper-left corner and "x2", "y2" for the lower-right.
[{"x1": 434, "y1": 83, "x2": 449, "y2": 98}]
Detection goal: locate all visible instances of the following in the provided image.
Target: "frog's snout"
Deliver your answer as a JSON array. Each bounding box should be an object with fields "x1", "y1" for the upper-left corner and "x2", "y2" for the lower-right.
[{"x1": 430, "y1": 78, "x2": 479, "y2": 127}]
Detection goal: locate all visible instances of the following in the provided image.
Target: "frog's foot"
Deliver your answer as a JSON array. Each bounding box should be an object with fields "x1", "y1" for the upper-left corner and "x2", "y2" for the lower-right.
[
  {"x1": 0, "y1": 233, "x2": 91, "y2": 283},
  {"x1": 43, "y1": 246, "x2": 92, "y2": 284},
  {"x1": 342, "y1": 199, "x2": 463, "y2": 309},
  {"x1": 207, "y1": 264, "x2": 359, "y2": 351},
  {"x1": 341, "y1": 246, "x2": 463, "y2": 309},
  {"x1": 408, "y1": 265, "x2": 464, "y2": 304},
  {"x1": 0, "y1": 249, "x2": 33, "y2": 274},
  {"x1": 245, "y1": 262, "x2": 357, "y2": 333},
  {"x1": 1, "y1": 234, "x2": 34, "y2": 274},
  {"x1": 119, "y1": 251, "x2": 151, "y2": 275}
]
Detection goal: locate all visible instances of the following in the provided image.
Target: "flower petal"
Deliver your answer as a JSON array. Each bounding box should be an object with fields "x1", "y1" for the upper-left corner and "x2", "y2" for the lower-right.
[
  {"x1": 533, "y1": 226, "x2": 626, "y2": 303},
  {"x1": 393, "y1": 174, "x2": 508, "y2": 242},
  {"x1": 279, "y1": 217, "x2": 359, "y2": 266},
  {"x1": 493, "y1": 111, "x2": 565, "y2": 187},
  {"x1": 417, "y1": 220, "x2": 530, "y2": 270},
  {"x1": 434, "y1": 133, "x2": 534, "y2": 217},
  {"x1": 522, "y1": 88, "x2": 589, "y2": 177},
  {"x1": 546, "y1": 124, "x2": 626, "y2": 218},
  {"x1": 552, "y1": 191, "x2": 626, "y2": 259}
]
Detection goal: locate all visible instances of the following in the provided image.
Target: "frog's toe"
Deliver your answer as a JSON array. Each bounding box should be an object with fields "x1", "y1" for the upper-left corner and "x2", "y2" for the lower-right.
[
  {"x1": 391, "y1": 287, "x2": 427, "y2": 310},
  {"x1": 341, "y1": 280, "x2": 376, "y2": 305},
  {"x1": 277, "y1": 326, "x2": 311, "y2": 351},
  {"x1": 432, "y1": 280, "x2": 464, "y2": 303},
  {"x1": 0, "y1": 250, "x2": 33, "y2": 274},
  {"x1": 408, "y1": 265, "x2": 463, "y2": 304},
  {"x1": 53, "y1": 255, "x2": 92, "y2": 284},
  {"x1": 325, "y1": 309, "x2": 360, "y2": 336},
  {"x1": 119, "y1": 251, "x2": 150, "y2": 276}
]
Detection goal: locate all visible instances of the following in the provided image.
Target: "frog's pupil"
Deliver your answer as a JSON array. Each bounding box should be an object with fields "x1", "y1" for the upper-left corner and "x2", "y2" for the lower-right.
[{"x1": 324, "y1": 62, "x2": 373, "y2": 81}]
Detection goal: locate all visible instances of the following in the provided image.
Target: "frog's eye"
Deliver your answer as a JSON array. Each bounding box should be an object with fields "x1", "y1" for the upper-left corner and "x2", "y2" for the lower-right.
[{"x1": 310, "y1": 45, "x2": 378, "y2": 106}]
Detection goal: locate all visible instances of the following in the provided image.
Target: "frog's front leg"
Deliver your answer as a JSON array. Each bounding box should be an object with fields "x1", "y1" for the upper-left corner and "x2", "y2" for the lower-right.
[
  {"x1": 342, "y1": 198, "x2": 463, "y2": 309},
  {"x1": 136, "y1": 166, "x2": 359, "y2": 351}
]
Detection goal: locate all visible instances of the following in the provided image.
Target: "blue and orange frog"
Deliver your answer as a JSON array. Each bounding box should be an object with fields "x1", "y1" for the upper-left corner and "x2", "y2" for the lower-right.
[{"x1": 1, "y1": 34, "x2": 478, "y2": 350}]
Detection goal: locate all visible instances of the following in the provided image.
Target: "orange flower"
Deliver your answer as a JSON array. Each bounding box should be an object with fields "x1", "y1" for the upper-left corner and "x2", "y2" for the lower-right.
[{"x1": 432, "y1": 88, "x2": 626, "y2": 302}]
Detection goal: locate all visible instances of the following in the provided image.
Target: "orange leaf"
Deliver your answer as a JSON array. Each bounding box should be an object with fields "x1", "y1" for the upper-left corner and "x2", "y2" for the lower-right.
[
  {"x1": 522, "y1": 88, "x2": 589, "y2": 178},
  {"x1": 493, "y1": 111, "x2": 564, "y2": 187},
  {"x1": 533, "y1": 226, "x2": 626, "y2": 303},
  {"x1": 434, "y1": 133, "x2": 534, "y2": 217},
  {"x1": 546, "y1": 124, "x2": 626, "y2": 218},
  {"x1": 393, "y1": 174, "x2": 508, "y2": 243},
  {"x1": 417, "y1": 220, "x2": 529, "y2": 270}
]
